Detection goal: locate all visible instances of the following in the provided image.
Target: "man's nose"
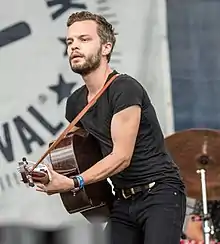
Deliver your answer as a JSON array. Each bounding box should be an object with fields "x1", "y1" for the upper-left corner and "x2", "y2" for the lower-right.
[{"x1": 70, "y1": 40, "x2": 80, "y2": 50}]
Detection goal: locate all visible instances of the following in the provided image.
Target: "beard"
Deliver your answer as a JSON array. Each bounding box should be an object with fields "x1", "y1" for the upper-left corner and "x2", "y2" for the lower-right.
[{"x1": 69, "y1": 46, "x2": 102, "y2": 76}]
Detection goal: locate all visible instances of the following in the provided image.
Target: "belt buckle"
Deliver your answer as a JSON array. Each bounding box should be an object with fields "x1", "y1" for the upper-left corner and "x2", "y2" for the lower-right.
[{"x1": 121, "y1": 187, "x2": 135, "y2": 199}]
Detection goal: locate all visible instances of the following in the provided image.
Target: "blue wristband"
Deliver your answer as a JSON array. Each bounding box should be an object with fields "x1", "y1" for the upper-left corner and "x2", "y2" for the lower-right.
[{"x1": 76, "y1": 175, "x2": 84, "y2": 189}]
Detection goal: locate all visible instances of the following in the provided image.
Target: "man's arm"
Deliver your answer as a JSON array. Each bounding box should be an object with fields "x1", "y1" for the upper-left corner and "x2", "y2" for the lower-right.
[{"x1": 80, "y1": 105, "x2": 141, "y2": 185}]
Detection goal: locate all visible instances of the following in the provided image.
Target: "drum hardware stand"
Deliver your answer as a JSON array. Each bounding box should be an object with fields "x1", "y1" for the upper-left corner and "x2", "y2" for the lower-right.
[
  {"x1": 197, "y1": 161, "x2": 210, "y2": 244},
  {"x1": 164, "y1": 129, "x2": 220, "y2": 243}
]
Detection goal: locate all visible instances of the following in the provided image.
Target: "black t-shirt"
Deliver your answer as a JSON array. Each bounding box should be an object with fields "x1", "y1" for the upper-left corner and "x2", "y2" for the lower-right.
[{"x1": 65, "y1": 71, "x2": 184, "y2": 189}]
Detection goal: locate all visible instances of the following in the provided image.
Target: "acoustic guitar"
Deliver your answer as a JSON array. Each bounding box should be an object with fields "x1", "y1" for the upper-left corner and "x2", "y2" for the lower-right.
[
  {"x1": 17, "y1": 74, "x2": 119, "y2": 222},
  {"x1": 18, "y1": 128, "x2": 115, "y2": 221}
]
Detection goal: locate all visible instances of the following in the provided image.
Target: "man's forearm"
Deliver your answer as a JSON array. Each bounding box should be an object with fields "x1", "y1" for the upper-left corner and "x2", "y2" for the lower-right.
[{"x1": 80, "y1": 152, "x2": 129, "y2": 185}]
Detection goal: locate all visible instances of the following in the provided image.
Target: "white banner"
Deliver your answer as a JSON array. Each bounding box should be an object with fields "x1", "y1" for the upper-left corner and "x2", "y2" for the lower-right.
[{"x1": 0, "y1": 0, "x2": 172, "y2": 228}]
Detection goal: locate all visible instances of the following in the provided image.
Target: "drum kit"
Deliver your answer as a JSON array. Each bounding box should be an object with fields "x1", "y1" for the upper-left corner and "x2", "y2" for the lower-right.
[{"x1": 165, "y1": 128, "x2": 220, "y2": 244}]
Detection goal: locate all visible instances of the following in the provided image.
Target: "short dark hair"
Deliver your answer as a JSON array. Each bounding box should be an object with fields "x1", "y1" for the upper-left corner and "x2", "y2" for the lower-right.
[{"x1": 67, "y1": 11, "x2": 116, "y2": 62}]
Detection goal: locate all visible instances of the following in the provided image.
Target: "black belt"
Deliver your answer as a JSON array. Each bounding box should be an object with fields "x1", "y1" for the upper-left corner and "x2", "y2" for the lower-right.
[{"x1": 115, "y1": 182, "x2": 156, "y2": 199}]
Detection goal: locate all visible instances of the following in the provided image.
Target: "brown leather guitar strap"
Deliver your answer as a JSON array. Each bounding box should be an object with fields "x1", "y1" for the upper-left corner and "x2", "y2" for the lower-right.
[{"x1": 31, "y1": 73, "x2": 120, "y2": 171}]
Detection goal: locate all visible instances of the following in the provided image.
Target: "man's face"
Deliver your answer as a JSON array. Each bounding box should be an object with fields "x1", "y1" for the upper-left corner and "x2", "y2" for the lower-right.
[{"x1": 66, "y1": 20, "x2": 103, "y2": 76}]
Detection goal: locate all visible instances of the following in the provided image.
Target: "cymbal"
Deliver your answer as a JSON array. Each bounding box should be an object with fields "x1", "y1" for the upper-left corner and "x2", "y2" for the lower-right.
[{"x1": 165, "y1": 128, "x2": 220, "y2": 200}]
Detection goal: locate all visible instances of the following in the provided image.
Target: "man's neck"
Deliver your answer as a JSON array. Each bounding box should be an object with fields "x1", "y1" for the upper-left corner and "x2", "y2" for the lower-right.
[{"x1": 82, "y1": 62, "x2": 113, "y2": 97}]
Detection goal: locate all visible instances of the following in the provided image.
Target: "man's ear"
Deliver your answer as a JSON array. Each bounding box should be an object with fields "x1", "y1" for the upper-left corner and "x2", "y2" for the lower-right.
[{"x1": 102, "y1": 42, "x2": 112, "y2": 56}]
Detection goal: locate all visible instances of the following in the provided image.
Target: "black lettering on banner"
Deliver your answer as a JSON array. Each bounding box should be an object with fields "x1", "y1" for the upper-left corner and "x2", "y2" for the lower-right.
[
  {"x1": 0, "y1": 123, "x2": 14, "y2": 162},
  {"x1": 45, "y1": 0, "x2": 87, "y2": 20},
  {"x1": 28, "y1": 106, "x2": 64, "y2": 135},
  {"x1": 13, "y1": 172, "x2": 20, "y2": 185},
  {"x1": 0, "y1": 172, "x2": 21, "y2": 192},
  {"x1": 13, "y1": 116, "x2": 45, "y2": 154},
  {"x1": 0, "y1": 177, "x2": 5, "y2": 191},
  {"x1": 0, "y1": 22, "x2": 31, "y2": 48},
  {"x1": 5, "y1": 174, "x2": 12, "y2": 188}
]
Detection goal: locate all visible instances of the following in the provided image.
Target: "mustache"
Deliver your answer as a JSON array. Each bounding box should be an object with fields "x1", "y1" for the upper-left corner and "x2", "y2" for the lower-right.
[{"x1": 70, "y1": 52, "x2": 84, "y2": 59}]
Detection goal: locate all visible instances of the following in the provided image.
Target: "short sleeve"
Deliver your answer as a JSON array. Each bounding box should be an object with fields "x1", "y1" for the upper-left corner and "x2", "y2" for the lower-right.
[{"x1": 109, "y1": 75, "x2": 144, "y2": 115}]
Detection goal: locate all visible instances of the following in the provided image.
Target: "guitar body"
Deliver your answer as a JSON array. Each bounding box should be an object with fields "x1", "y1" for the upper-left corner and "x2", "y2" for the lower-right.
[{"x1": 48, "y1": 128, "x2": 115, "y2": 221}]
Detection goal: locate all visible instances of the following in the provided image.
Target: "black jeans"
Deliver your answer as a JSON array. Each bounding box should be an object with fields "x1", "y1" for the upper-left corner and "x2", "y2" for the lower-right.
[{"x1": 105, "y1": 182, "x2": 186, "y2": 244}]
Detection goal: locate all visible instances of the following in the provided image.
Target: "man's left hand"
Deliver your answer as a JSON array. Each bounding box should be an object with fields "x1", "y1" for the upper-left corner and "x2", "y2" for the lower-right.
[{"x1": 35, "y1": 164, "x2": 74, "y2": 195}]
